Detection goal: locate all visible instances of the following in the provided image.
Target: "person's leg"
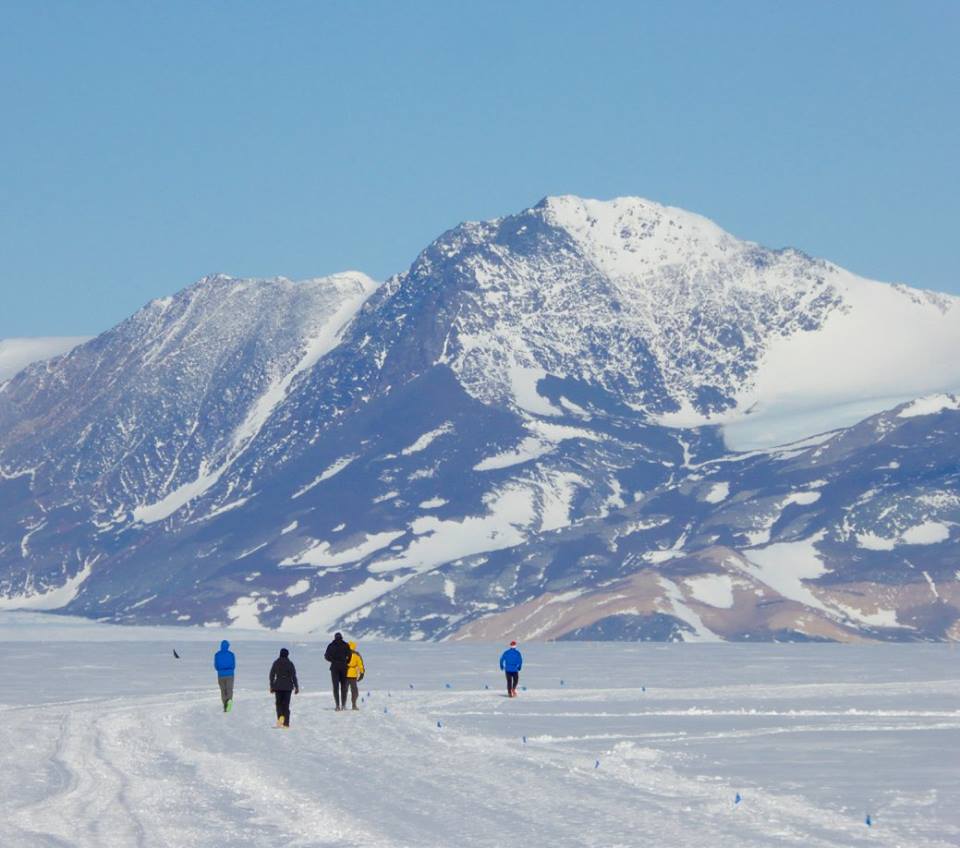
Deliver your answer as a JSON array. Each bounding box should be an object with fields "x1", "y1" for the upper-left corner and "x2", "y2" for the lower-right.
[
  {"x1": 512, "y1": 672, "x2": 519, "y2": 695},
  {"x1": 505, "y1": 671, "x2": 512, "y2": 696},
  {"x1": 218, "y1": 676, "x2": 229, "y2": 708},
  {"x1": 281, "y1": 690, "x2": 292, "y2": 727},
  {"x1": 224, "y1": 676, "x2": 234, "y2": 707},
  {"x1": 275, "y1": 690, "x2": 283, "y2": 722},
  {"x1": 338, "y1": 669, "x2": 349, "y2": 709},
  {"x1": 508, "y1": 671, "x2": 518, "y2": 695},
  {"x1": 331, "y1": 668, "x2": 341, "y2": 709},
  {"x1": 349, "y1": 678, "x2": 359, "y2": 709}
]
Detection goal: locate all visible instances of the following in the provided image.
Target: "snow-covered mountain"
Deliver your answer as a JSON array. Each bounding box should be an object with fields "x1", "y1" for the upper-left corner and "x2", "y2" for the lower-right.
[{"x1": 1, "y1": 196, "x2": 958, "y2": 640}]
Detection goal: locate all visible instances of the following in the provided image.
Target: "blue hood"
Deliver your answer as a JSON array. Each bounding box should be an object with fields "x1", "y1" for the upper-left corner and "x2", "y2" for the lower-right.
[{"x1": 214, "y1": 641, "x2": 235, "y2": 676}]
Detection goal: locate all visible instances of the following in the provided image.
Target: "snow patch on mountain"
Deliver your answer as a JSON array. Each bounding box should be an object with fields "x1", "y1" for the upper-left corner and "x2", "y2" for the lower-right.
[
  {"x1": 717, "y1": 271, "x2": 960, "y2": 449},
  {"x1": 703, "y1": 482, "x2": 730, "y2": 504},
  {"x1": 508, "y1": 366, "x2": 562, "y2": 416},
  {"x1": 401, "y1": 422, "x2": 454, "y2": 455},
  {"x1": 281, "y1": 530, "x2": 405, "y2": 569},
  {"x1": 658, "y1": 577, "x2": 720, "y2": 642},
  {"x1": 685, "y1": 574, "x2": 735, "y2": 608},
  {"x1": 370, "y1": 484, "x2": 537, "y2": 576},
  {"x1": 293, "y1": 455, "x2": 359, "y2": 499},
  {"x1": 280, "y1": 576, "x2": 402, "y2": 633},
  {"x1": 855, "y1": 520, "x2": 950, "y2": 550},
  {"x1": 0, "y1": 557, "x2": 96, "y2": 611},
  {"x1": 418, "y1": 497, "x2": 448, "y2": 509},
  {"x1": 901, "y1": 521, "x2": 950, "y2": 545},
  {"x1": 898, "y1": 394, "x2": 960, "y2": 418},
  {"x1": 741, "y1": 535, "x2": 830, "y2": 613},
  {"x1": 474, "y1": 437, "x2": 553, "y2": 471},
  {"x1": 284, "y1": 578, "x2": 311, "y2": 597},
  {"x1": 855, "y1": 531, "x2": 897, "y2": 551}
]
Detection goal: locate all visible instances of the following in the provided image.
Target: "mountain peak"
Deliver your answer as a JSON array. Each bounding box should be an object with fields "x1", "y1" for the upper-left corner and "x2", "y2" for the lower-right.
[{"x1": 533, "y1": 194, "x2": 739, "y2": 279}]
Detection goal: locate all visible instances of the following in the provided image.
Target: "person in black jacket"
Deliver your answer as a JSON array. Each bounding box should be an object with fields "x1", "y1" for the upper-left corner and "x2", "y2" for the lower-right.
[
  {"x1": 324, "y1": 632, "x2": 353, "y2": 711},
  {"x1": 269, "y1": 648, "x2": 299, "y2": 728}
]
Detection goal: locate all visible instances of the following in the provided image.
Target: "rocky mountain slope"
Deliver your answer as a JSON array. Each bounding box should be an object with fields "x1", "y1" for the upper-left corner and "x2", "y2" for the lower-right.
[{"x1": 1, "y1": 196, "x2": 958, "y2": 640}]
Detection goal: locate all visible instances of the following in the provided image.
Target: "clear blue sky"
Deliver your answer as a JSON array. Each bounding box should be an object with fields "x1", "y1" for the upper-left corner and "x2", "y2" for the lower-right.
[{"x1": 1, "y1": 1, "x2": 958, "y2": 337}]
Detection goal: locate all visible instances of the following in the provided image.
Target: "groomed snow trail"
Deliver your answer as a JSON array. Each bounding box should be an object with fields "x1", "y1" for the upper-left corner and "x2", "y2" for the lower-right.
[{"x1": 0, "y1": 639, "x2": 958, "y2": 847}]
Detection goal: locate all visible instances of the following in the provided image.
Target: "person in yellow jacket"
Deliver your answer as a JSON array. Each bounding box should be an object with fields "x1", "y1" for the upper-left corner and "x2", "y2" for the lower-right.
[{"x1": 345, "y1": 641, "x2": 365, "y2": 710}]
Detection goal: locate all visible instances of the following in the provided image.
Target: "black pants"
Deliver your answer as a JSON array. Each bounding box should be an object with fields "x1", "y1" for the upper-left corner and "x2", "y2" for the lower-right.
[
  {"x1": 348, "y1": 678, "x2": 360, "y2": 708},
  {"x1": 275, "y1": 689, "x2": 292, "y2": 726},
  {"x1": 331, "y1": 666, "x2": 349, "y2": 708},
  {"x1": 505, "y1": 671, "x2": 519, "y2": 694}
]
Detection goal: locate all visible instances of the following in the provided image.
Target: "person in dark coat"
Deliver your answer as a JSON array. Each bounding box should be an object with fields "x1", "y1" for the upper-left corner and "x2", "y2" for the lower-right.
[
  {"x1": 269, "y1": 648, "x2": 299, "y2": 728},
  {"x1": 324, "y1": 632, "x2": 353, "y2": 711}
]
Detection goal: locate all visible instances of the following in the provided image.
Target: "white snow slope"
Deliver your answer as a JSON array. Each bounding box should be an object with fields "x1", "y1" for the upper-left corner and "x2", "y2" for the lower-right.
[
  {"x1": 0, "y1": 614, "x2": 957, "y2": 848},
  {"x1": 0, "y1": 336, "x2": 90, "y2": 380}
]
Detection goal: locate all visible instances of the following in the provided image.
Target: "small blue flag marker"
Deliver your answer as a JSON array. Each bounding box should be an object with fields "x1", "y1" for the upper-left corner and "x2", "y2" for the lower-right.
[
  {"x1": 734, "y1": 793, "x2": 742, "y2": 805},
  {"x1": 384, "y1": 707, "x2": 388, "y2": 714},
  {"x1": 560, "y1": 679, "x2": 565, "y2": 686},
  {"x1": 521, "y1": 685, "x2": 527, "y2": 691},
  {"x1": 641, "y1": 686, "x2": 646, "y2": 693},
  {"x1": 594, "y1": 760, "x2": 600, "y2": 769},
  {"x1": 522, "y1": 735, "x2": 527, "y2": 744},
  {"x1": 445, "y1": 683, "x2": 452, "y2": 689},
  {"x1": 409, "y1": 683, "x2": 414, "y2": 689},
  {"x1": 865, "y1": 814, "x2": 872, "y2": 827},
  {"x1": 388, "y1": 692, "x2": 392, "y2": 697},
  {"x1": 437, "y1": 721, "x2": 442, "y2": 728},
  {"x1": 484, "y1": 684, "x2": 489, "y2": 690}
]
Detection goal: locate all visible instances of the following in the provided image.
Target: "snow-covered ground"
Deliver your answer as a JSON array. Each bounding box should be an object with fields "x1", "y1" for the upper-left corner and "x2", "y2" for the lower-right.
[{"x1": 1, "y1": 614, "x2": 958, "y2": 847}]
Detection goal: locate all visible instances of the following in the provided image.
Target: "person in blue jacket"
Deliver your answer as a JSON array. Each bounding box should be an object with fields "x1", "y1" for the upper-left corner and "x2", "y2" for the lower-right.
[
  {"x1": 499, "y1": 640, "x2": 522, "y2": 697},
  {"x1": 214, "y1": 640, "x2": 236, "y2": 712}
]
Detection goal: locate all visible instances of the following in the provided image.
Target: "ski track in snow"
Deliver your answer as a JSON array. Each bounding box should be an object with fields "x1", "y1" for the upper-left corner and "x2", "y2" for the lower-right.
[{"x1": 1, "y1": 641, "x2": 958, "y2": 847}]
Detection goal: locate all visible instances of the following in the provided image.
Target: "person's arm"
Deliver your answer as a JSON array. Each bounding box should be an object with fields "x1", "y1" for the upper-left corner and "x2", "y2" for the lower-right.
[
  {"x1": 292, "y1": 663, "x2": 299, "y2": 694},
  {"x1": 500, "y1": 653, "x2": 505, "y2": 670},
  {"x1": 269, "y1": 660, "x2": 277, "y2": 692},
  {"x1": 517, "y1": 654, "x2": 522, "y2": 671}
]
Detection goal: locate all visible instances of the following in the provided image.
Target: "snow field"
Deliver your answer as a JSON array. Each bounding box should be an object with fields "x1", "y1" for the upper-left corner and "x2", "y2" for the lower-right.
[{"x1": 0, "y1": 638, "x2": 958, "y2": 847}]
